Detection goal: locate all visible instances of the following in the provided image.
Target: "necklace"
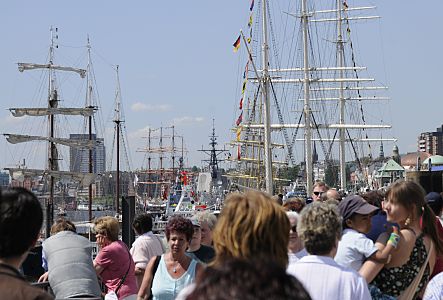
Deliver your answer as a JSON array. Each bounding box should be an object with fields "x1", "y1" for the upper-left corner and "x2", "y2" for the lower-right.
[{"x1": 171, "y1": 260, "x2": 180, "y2": 273}]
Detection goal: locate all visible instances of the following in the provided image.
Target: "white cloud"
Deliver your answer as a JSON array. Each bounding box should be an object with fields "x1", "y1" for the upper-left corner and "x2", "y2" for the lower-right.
[
  {"x1": 130, "y1": 102, "x2": 172, "y2": 112},
  {"x1": 170, "y1": 116, "x2": 205, "y2": 126},
  {"x1": 129, "y1": 125, "x2": 151, "y2": 139}
]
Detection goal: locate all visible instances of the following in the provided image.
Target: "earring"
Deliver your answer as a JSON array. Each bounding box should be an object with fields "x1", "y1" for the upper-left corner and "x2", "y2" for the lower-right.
[{"x1": 404, "y1": 216, "x2": 411, "y2": 226}]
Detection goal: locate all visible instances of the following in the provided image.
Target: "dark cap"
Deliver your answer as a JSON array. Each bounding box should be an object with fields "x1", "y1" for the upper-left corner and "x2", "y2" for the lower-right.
[
  {"x1": 338, "y1": 195, "x2": 379, "y2": 221},
  {"x1": 425, "y1": 192, "x2": 443, "y2": 205}
]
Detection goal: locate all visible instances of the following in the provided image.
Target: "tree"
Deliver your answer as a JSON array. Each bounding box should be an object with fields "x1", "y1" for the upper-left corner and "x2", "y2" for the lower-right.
[
  {"x1": 324, "y1": 163, "x2": 339, "y2": 188},
  {"x1": 279, "y1": 166, "x2": 300, "y2": 181}
]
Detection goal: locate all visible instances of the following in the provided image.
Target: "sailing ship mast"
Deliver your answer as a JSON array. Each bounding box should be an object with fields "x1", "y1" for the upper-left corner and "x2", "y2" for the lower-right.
[
  {"x1": 230, "y1": 0, "x2": 396, "y2": 195},
  {"x1": 113, "y1": 66, "x2": 123, "y2": 214},
  {"x1": 260, "y1": 0, "x2": 273, "y2": 195},
  {"x1": 136, "y1": 126, "x2": 183, "y2": 202},
  {"x1": 85, "y1": 36, "x2": 99, "y2": 222},
  {"x1": 3, "y1": 27, "x2": 97, "y2": 237}
]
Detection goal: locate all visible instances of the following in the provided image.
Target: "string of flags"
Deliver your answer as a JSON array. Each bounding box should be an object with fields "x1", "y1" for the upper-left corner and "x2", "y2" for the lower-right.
[
  {"x1": 232, "y1": 0, "x2": 254, "y2": 53},
  {"x1": 232, "y1": 0, "x2": 254, "y2": 160}
]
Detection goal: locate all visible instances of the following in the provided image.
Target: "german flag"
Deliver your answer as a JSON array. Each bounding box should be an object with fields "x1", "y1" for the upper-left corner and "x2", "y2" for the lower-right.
[{"x1": 233, "y1": 35, "x2": 241, "y2": 52}]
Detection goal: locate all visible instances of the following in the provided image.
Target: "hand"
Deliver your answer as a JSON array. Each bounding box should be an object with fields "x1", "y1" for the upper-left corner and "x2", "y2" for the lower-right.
[
  {"x1": 96, "y1": 234, "x2": 110, "y2": 249},
  {"x1": 387, "y1": 226, "x2": 400, "y2": 248},
  {"x1": 38, "y1": 271, "x2": 49, "y2": 283}
]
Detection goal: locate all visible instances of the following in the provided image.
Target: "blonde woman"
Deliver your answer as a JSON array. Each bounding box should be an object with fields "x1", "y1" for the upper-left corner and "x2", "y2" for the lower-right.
[
  {"x1": 211, "y1": 190, "x2": 290, "y2": 268},
  {"x1": 93, "y1": 216, "x2": 138, "y2": 300}
]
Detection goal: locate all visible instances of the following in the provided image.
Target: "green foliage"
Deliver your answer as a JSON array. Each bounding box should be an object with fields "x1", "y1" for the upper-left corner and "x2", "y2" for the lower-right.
[
  {"x1": 279, "y1": 166, "x2": 300, "y2": 181},
  {"x1": 324, "y1": 164, "x2": 339, "y2": 188}
]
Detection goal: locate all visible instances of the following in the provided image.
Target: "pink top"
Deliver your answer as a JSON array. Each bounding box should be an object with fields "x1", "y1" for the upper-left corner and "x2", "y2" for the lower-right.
[{"x1": 95, "y1": 240, "x2": 138, "y2": 299}]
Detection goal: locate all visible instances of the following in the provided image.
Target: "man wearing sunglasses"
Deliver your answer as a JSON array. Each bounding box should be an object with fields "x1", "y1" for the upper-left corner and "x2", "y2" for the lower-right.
[{"x1": 312, "y1": 181, "x2": 328, "y2": 202}]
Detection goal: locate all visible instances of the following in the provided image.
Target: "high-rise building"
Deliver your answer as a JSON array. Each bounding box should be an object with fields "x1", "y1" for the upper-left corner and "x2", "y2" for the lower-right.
[
  {"x1": 0, "y1": 172, "x2": 9, "y2": 188},
  {"x1": 418, "y1": 125, "x2": 443, "y2": 156},
  {"x1": 69, "y1": 134, "x2": 106, "y2": 174}
]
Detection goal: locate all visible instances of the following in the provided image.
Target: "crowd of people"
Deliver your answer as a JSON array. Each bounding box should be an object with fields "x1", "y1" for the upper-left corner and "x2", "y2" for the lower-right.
[{"x1": 0, "y1": 179, "x2": 442, "y2": 299}]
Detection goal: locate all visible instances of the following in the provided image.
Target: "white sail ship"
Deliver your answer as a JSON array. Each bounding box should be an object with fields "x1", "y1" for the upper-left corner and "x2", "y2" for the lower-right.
[
  {"x1": 228, "y1": 0, "x2": 396, "y2": 195},
  {"x1": 3, "y1": 27, "x2": 102, "y2": 235}
]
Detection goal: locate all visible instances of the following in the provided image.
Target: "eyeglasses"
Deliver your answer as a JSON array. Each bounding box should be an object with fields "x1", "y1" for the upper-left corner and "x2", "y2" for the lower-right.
[{"x1": 313, "y1": 191, "x2": 324, "y2": 196}]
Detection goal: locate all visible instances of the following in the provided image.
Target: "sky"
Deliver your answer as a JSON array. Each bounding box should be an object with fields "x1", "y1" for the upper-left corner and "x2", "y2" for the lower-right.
[{"x1": 0, "y1": 0, "x2": 442, "y2": 173}]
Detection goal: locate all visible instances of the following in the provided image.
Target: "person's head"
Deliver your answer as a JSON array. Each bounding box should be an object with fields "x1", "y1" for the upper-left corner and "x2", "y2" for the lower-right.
[
  {"x1": 189, "y1": 215, "x2": 202, "y2": 250},
  {"x1": 93, "y1": 216, "x2": 119, "y2": 242},
  {"x1": 132, "y1": 213, "x2": 153, "y2": 235},
  {"x1": 338, "y1": 195, "x2": 378, "y2": 234},
  {"x1": 312, "y1": 181, "x2": 328, "y2": 201},
  {"x1": 325, "y1": 189, "x2": 342, "y2": 201},
  {"x1": 286, "y1": 211, "x2": 302, "y2": 253},
  {"x1": 0, "y1": 187, "x2": 43, "y2": 259},
  {"x1": 165, "y1": 216, "x2": 194, "y2": 255},
  {"x1": 283, "y1": 197, "x2": 305, "y2": 213},
  {"x1": 298, "y1": 202, "x2": 342, "y2": 256},
  {"x1": 50, "y1": 218, "x2": 76, "y2": 235},
  {"x1": 212, "y1": 191, "x2": 290, "y2": 268},
  {"x1": 186, "y1": 258, "x2": 312, "y2": 300},
  {"x1": 194, "y1": 211, "x2": 217, "y2": 246},
  {"x1": 384, "y1": 180, "x2": 443, "y2": 254},
  {"x1": 361, "y1": 190, "x2": 385, "y2": 209},
  {"x1": 425, "y1": 192, "x2": 443, "y2": 217}
]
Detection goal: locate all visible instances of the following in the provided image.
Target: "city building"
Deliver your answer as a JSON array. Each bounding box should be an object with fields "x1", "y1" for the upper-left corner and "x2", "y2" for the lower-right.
[
  {"x1": 0, "y1": 172, "x2": 10, "y2": 188},
  {"x1": 69, "y1": 134, "x2": 106, "y2": 174},
  {"x1": 418, "y1": 125, "x2": 443, "y2": 156}
]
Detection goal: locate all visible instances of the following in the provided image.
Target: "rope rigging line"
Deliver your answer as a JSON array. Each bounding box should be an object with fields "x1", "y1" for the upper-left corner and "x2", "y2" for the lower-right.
[
  {"x1": 346, "y1": 128, "x2": 365, "y2": 180},
  {"x1": 310, "y1": 112, "x2": 334, "y2": 170},
  {"x1": 343, "y1": 9, "x2": 373, "y2": 160},
  {"x1": 269, "y1": 80, "x2": 296, "y2": 165}
]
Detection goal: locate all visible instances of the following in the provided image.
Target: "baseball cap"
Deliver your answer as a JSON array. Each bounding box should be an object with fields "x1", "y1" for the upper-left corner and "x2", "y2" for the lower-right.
[
  {"x1": 425, "y1": 192, "x2": 443, "y2": 205},
  {"x1": 338, "y1": 195, "x2": 379, "y2": 221},
  {"x1": 189, "y1": 215, "x2": 201, "y2": 227}
]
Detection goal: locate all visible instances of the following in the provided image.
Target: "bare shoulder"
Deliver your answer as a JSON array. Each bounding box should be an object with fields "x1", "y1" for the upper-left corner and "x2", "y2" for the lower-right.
[{"x1": 399, "y1": 228, "x2": 416, "y2": 241}]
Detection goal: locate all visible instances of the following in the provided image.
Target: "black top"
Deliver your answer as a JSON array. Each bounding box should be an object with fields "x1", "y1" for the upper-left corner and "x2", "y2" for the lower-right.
[
  {"x1": 186, "y1": 244, "x2": 215, "y2": 264},
  {"x1": 371, "y1": 233, "x2": 430, "y2": 298}
]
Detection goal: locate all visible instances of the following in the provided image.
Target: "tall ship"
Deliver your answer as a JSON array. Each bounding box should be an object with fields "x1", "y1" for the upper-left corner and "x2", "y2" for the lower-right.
[
  {"x1": 135, "y1": 126, "x2": 191, "y2": 214},
  {"x1": 227, "y1": 0, "x2": 396, "y2": 195},
  {"x1": 3, "y1": 28, "x2": 104, "y2": 235}
]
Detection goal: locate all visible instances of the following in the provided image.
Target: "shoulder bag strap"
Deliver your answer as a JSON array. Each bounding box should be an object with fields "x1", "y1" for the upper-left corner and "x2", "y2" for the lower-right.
[
  {"x1": 148, "y1": 256, "x2": 162, "y2": 300},
  {"x1": 398, "y1": 241, "x2": 434, "y2": 300},
  {"x1": 115, "y1": 244, "x2": 132, "y2": 295}
]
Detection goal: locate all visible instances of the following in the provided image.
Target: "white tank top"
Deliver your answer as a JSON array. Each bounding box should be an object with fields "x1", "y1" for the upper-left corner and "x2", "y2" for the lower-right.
[{"x1": 151, "y1": 254, "x2": 197, "y2": 300}]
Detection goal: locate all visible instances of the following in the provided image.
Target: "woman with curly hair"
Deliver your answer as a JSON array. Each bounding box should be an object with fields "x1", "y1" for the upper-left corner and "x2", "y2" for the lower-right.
[
  {"x1": 137, "y1": 216, "x2": 202, "y2": 300},
  {"x1": 287, "y1": 202, "x2": 371, "y2": 300},
  {"x1": 176, "y1": 190, "x2": 308, "y2": 300}
]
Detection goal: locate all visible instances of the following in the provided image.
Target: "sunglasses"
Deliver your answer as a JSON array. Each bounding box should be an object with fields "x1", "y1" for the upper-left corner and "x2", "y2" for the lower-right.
[{"x1": 313, "y1": 191, "x2": 324, "y2": 196}]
